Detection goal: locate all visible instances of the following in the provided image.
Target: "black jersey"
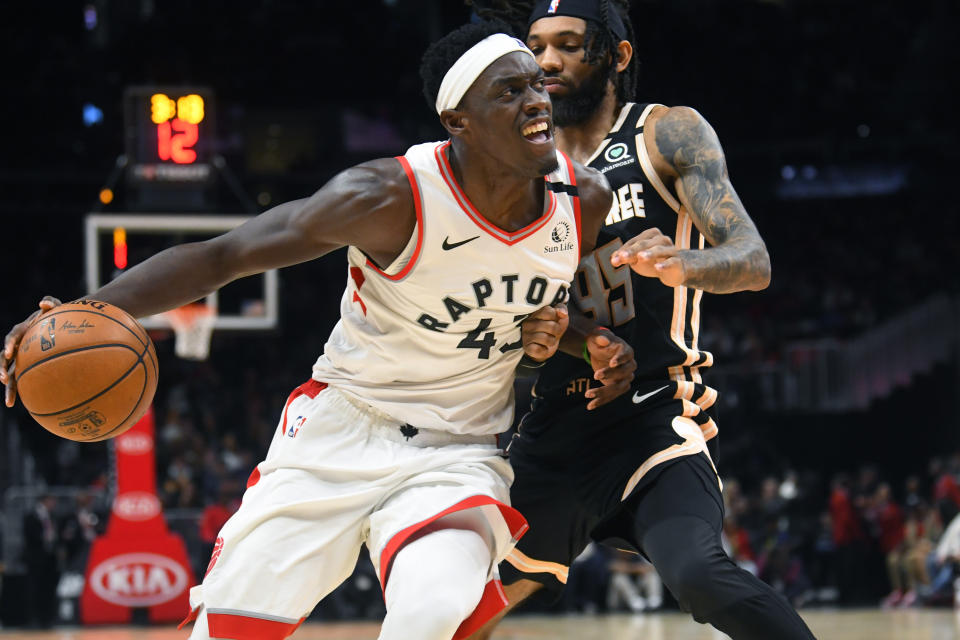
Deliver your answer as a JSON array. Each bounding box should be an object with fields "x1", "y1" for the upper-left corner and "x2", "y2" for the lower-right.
[{"x1": 535, "y1": 103, "x2": 714, "y2": 401}]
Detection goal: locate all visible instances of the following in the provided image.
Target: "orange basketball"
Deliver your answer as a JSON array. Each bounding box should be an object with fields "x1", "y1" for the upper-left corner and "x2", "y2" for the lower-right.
[{"x1": 14, "y1": 300, "x2": 158, "y2": 442}]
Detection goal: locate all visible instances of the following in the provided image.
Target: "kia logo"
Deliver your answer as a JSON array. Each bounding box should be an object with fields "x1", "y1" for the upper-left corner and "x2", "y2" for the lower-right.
[
  {"x1": 116, "y1": 432, "x2": 153, "y2": 455},
  {"x1": 113, "y1": 492, "x2": 161, "y2": 521},
  {"x1": 89, "y1": 553, "x2": 189, "y2": 606}
]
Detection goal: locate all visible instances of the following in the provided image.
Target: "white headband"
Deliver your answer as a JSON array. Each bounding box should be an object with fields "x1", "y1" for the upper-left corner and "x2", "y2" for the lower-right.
[{"x1": 435, "y1": 33, "x2": 535, "y2": 115}]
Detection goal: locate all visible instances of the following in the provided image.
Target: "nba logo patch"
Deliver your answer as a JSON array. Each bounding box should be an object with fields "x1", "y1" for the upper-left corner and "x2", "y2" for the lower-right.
[
  {"x1": 548, "y1": 0, "x2": 560, "y2": 13},
  {"x1": 288, "y1": 415, "x2": 307, "y2": 438}
]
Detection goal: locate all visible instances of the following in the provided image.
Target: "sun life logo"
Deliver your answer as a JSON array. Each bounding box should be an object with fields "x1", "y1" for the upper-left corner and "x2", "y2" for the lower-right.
[
  {"x1": 551, "y1": 220, "x2": 570, "y2": 242},
  {"x1": 604, "y1": 142, "x2": 630, "y2": 163}
]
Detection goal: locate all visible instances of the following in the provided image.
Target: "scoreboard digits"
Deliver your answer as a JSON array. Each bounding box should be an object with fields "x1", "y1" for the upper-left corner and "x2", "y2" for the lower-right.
[{"x1": 124, "y1": 86, "x2": 214, "y2": 184}]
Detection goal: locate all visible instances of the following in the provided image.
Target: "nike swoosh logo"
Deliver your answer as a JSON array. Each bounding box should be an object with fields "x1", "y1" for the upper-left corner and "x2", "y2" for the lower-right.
[
  {"x1": 632, "y1": 385, "x2": 669, "y2": 405},
  {"x1": 442, "y1": 235, "x2": 480, "y2": 250}
]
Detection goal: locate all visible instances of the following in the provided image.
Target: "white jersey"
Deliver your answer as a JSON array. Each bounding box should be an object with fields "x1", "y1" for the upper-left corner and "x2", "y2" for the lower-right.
[{"x1": 312, "y1": 140, "x2": 583, "y2": 435}]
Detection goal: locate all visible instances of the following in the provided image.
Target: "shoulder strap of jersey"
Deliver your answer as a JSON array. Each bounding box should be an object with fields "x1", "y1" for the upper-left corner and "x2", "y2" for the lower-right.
[{"x1": 554, "y1": 151, "x2": 581, "y2": 254}]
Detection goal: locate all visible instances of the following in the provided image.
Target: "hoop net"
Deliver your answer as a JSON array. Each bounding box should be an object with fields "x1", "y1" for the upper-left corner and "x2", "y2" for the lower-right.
[{"x1": 163, "y1": 303, "x2": 216, "y2": 361}]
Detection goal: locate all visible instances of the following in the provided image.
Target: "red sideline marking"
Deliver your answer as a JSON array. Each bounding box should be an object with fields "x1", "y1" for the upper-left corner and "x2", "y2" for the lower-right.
[
  {"x1": 278, "y1": 379, "x2": 328, "y2": 438},
  {"x1": 208, "y1": 612, "x2": 305, "y2": 640},
  {"x1": 378, "y1": 495, "x2": 529, "y2": 633}
]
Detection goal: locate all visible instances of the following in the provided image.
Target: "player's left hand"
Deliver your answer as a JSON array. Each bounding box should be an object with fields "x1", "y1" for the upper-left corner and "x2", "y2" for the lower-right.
[
  {"x1": 520, "y1": 303, "x2": 569, "y2": 362},
  {"x1": 584, "y1": 330, "x2": 636, "y2": 410},
  {"x1": 610, "y1": 228, "x2": 686, "y2": 287},
  {"x1": 1, "y1": 296, "x2": 62, "y2": 407}
]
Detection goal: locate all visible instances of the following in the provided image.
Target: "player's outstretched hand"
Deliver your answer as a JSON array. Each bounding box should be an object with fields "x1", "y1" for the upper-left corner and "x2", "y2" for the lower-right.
[
  {"x1": 521, "y1": 303, "x2": 569, "y2": 362},
  {"x1": 610, "y1": 228, "x2": 685, "y2": 287},
  {"x1": 1, "y1": 296, "x2": 62, "y2": 407},
  {"x1": 584, "y1": 329, "x2": 636, "y2": 410}
]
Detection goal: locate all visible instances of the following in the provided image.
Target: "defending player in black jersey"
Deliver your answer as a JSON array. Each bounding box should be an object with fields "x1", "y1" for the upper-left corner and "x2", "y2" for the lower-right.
[{"x1": 466, "y1": 1, "x2": 817, "y2": 639}]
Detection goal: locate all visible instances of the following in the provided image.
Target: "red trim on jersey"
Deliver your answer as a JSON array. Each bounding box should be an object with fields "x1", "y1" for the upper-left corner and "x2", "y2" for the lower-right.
[
  {"x1": 561, "y1": 151, "x2": 583, "y2": 256},
  {"x1": 349, "y1": 265, "x2": 365, "y2": 289},
  {"x1": 434, "y1": 141, "x2": 557, "y2": 246},
  {"x1": 278, "y1": 379, "x2": 328, "y2": 438},
  {"x1": 454, "y1": 579, "x2": 509, "y2": 640},
  {"x1": 178, "y1": 607, "x2": 198, "y2": 630},
  {"x1": 246, "y1": 466, "x2": 261, "y2": 488},
  {"x1": 206, "y1": 611, "x2": 305, "y2": 640},
  {"x1": 378, "y1": 495, "x2": 529, "y2": 638},
  {"x1": 365, "y1": 156, "x2": 424, "y2": 280}
]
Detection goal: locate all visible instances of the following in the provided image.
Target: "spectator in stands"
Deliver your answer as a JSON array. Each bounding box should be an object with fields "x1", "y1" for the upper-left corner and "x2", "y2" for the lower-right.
[
  {"x1": 930, "y1": 457, "x2": 960, "y2": 525},
  {"x1": 606, "y1": 550, "x2": 663, "y2": 613},
  {"x1": 921, "y1": 511, "x2": 960, "y2": 604},
  {"x1": 59, "y1": 491, "x2": 103, "y2": 572},
  {"x1": 898, "y1": 501, "x2": 942, "y2": 607},
  {"x1": 874, "y1": 483, "x2": 907, "y2": 607},
  {"x1": 198, "y1": 483, "x2": 240, "y2": 571},
  {"x1": 722, "y1": 514, "x2": 758, "y2": 577},
  {"x1": 21, "y1": 494, "x2": 60, "y2": 628},
  {"x1": 830, "y1": 475, "x2": 868, "y2": 603}
]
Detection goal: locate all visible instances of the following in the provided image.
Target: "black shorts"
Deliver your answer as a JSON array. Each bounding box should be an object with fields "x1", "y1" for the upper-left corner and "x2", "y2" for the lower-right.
[{"x1": 501, "y1": 379, "x2": 720, "y2": 592}]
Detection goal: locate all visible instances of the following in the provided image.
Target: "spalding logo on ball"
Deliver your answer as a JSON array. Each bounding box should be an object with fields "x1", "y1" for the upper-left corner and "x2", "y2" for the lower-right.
[{"x1": 15, "y1": 300, "x2": 158, "y2": 442}]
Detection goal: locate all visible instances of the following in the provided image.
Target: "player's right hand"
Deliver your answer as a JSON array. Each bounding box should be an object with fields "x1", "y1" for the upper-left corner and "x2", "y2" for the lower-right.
[
  {"x1": 1, "y1": 296, "x2": 62, "y2": 407},
  {"x1": 610, "y1": 228, "x2": 685, "y2": 287},
  {"x1": 520, "y1": 303, "x2": 569, "y2": 362}
]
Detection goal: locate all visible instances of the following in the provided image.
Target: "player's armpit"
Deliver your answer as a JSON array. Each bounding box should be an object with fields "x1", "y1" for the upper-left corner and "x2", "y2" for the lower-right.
[{"x1": 650, "y1": 106, "x2": 771, "y2": 293}]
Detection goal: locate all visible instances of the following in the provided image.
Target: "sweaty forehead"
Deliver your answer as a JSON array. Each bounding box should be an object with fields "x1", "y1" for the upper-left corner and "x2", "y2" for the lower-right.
[
  {"x1": 527, "y1": 15, "x2": 588, "y2": 40},
  {"x1": 469, "y1": 51, "x2": 541, "y2": 93}
]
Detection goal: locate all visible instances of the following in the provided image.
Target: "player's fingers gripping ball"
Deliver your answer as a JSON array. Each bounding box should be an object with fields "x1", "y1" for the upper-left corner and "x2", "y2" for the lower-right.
[{"x1": 14, "y1": 300, "x2": 158, "y2": 442}]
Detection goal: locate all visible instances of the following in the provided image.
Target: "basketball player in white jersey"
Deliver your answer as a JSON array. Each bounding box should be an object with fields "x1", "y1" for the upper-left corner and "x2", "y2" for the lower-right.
[{"x1": 1, "y1": 22, "x2": 637, "y2": 640}]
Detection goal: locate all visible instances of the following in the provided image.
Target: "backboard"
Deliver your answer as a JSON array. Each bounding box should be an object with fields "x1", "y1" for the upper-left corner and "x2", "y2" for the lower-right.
[{"x1": 84, "y1": 213, "x2": 278, "y2": 330}]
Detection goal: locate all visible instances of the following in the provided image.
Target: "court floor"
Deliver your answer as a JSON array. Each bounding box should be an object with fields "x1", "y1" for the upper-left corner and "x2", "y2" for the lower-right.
[{"x1": 1, "y1": 609, "x2": 959, "y2": 639}]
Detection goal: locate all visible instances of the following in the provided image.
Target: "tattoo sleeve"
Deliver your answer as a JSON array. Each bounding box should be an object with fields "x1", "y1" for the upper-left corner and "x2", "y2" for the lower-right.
[{"x1": 654, "y1": 107, "x2": 771, "y2": 293}]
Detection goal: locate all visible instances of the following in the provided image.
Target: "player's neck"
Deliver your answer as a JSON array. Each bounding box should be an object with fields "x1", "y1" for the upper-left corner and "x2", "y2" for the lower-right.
[
  {"x1": 555, "y1": 89, "x2": 623, "y2": 165},
  {"x1": 447, "y1": 144, "x2": 545, "y2": 232}
]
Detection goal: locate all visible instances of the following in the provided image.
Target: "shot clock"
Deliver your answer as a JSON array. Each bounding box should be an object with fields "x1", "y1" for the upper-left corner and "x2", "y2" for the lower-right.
[{"x1": 124, "y1": 86, "x2": 215, "y2": 185}]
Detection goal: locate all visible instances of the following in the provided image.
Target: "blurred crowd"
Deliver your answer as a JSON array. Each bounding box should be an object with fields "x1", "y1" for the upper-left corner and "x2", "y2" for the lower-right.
[{"x1": 7, "y1": 364, "x2": 960, "y2": 628}]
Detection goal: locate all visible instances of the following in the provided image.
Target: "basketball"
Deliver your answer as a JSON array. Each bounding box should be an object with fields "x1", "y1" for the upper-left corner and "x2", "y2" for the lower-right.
[{"x1": 14, "y1": 300, "x2": 158, "y2": 442}]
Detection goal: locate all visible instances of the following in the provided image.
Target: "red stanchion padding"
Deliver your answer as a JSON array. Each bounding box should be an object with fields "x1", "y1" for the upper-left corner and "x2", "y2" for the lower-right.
[{"x1": 80, "y1": 407, "x2": 196, "y2": 624}]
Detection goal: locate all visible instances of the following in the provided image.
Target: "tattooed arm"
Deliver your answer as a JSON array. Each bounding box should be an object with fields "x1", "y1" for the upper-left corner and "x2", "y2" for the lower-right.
[{"x1": 611, "y1": 106, "x2": 770, "y2": 293}]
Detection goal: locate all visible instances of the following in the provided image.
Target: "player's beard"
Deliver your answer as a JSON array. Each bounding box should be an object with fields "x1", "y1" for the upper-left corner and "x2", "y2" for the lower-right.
[{"x1": 550, "y1": 60, "x2": 612, "y2": 127}]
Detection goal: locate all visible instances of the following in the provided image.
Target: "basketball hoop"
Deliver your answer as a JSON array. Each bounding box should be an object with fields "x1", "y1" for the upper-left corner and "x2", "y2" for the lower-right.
[{"x1": 163, "y1": 303, "x2": 216, "y2": 361}]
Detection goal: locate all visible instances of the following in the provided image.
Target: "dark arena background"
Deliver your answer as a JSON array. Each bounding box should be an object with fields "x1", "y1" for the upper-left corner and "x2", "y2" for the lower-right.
[{"x1": 1, "y1": 1, "x2": 958, "y2": 638}]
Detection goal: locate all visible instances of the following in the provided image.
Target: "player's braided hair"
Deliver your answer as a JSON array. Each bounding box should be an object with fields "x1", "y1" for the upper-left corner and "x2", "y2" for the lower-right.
[
  {"x1": 467, "y1": 0, "x2": 639, "y2": 105},
  {"x1": 420, "y1": 19, "x2": 515, "y2": 111}
]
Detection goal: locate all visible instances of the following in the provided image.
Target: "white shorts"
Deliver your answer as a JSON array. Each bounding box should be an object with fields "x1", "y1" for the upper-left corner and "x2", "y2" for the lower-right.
[{"x1": 182, "y1": 379, "x2": 528, "y2": 640}]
